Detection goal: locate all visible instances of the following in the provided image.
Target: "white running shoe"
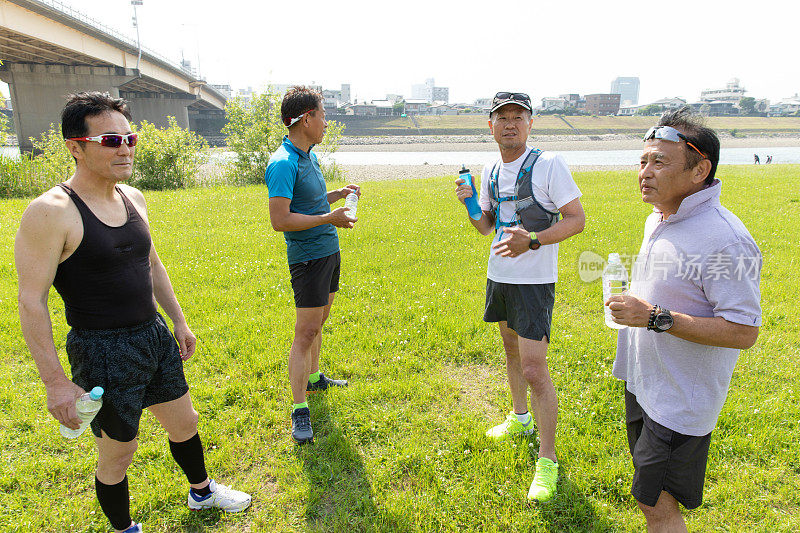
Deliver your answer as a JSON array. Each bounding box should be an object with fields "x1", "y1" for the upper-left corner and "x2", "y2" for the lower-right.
[
  {"x1": 187, "y1": 479, "x2": 252, "y2": 512},
  {"x1": 121, "y1": 524, "x2": 142, "y2": 533}
]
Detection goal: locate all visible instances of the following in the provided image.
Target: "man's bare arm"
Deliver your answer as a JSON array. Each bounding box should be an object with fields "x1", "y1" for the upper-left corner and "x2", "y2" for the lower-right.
[
  {"x1": 535, "y1": 197, "x2": 586, "y2": 245},
  {"x1": 15, "y1": 197, "x2": 84, "y2": 429},
  {"x1": 269, "y1": 196, "x2": 355, "y2": 231}
]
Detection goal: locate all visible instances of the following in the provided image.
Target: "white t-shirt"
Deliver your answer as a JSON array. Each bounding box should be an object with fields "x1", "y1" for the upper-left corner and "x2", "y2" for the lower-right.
[{"x1": 477, "y1": 148, "x2": 581, "y2": 284}]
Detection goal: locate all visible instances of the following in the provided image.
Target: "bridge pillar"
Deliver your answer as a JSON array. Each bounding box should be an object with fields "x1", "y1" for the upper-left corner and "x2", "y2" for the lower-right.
[
  {"x1": 0, "y1": 63, "x2": 137, "y2": 152},
  {"x1": 121, "y1": 92, "x2": 198, "y2": 130}
]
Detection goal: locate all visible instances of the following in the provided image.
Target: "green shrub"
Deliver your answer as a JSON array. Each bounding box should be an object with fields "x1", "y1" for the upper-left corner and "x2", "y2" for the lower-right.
[
  {"x1": 222, "y1": 89, "x2": 346, "y2": 185},
  {"x1": 0, "y1": 123, "x2": 73, "y2": 199},
  {"x1": 0, "y1": 154, "x2": 51, "y2": 198},
  {"x1": 131, "y1": 117, "x2": 209, "y2": 190},
  {"x1": 221, "y1": 90, "x2": 284, "y2": 185}
]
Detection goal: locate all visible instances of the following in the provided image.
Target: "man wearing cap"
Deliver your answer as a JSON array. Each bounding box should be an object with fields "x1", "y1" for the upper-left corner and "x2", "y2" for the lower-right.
[
  {"x1": 454, "y1": 91, "x2": 585, "y2": 501},
  {"x1": 265, "y1": 85, "x2": 360, "y2": 445},
  {"x1": 607, "y1": 106, "x2": 761, "y2": 530}
]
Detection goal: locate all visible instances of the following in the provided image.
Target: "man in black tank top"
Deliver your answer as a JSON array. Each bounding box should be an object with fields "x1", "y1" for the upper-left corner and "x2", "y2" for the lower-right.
[{"x1": 15, "y1": 92, "x2": 250, "y2": 532}]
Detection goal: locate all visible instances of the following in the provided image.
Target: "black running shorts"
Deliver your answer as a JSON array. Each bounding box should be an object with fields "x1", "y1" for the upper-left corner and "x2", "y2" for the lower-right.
[
  {"x1": 625, "y1": 388, "x2": 712, "y2": 509},
  {"x1": 289, "y1": 251, "x2": 341, "y2": 308},
  {"x1": 483, "y1": 280, "x2": 555, "y2": 341},
  {"x1": 65, "y1": 313, "x2": 190, "y2": 442}
]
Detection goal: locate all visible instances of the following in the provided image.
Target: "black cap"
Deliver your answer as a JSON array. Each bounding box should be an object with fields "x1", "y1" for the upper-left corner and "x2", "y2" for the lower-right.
[{"x1": 490, "y1": 92, "x2": 532, "y2": 114}]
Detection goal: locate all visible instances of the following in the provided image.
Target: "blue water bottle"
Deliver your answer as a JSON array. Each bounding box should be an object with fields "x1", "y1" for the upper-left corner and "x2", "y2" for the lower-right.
[{"x1": 459, "y1": 165, "x2": 482, "y2": 221}]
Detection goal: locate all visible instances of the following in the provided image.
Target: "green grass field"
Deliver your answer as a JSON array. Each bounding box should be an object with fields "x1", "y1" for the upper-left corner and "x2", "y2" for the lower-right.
[{"x1": 1, "y1": 165, "x2": 798, "y2": 532}]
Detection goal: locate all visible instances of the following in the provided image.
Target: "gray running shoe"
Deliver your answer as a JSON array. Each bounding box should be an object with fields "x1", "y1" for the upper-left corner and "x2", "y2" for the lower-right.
[
  {"x1": 291, "y1": 407, "x2": 313, "y2": 444},
  {"x1": 306, "y1": 373, "x2": 348, "y2": 392}
]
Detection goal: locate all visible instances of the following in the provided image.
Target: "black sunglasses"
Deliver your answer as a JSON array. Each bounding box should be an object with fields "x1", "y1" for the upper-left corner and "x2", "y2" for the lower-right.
[{"x1": 494, "y1": 92, "x2": 531, "y2": 103}]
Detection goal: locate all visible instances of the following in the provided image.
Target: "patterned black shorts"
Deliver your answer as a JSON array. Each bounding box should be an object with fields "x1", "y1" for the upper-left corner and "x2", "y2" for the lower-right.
[{"x1": 65, "y1": 313, "x2": 189, "y2": 442}]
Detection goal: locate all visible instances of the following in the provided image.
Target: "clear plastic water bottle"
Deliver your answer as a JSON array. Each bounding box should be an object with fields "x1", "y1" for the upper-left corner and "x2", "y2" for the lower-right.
[
  {"x1": 344, "y1": 192, "x2": 358, "y2": 221},
  {"x1": 603, "y1": 253, "x2": 628, "y2": 329},
  {"x1": 60, "y1": 386, "x2": 104, "y2": 438}
]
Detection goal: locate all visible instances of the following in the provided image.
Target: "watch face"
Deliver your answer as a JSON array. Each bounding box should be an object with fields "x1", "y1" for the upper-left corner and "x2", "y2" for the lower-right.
[{"x1": 655, "y1": 313, "x2": 674, "y2": 330}]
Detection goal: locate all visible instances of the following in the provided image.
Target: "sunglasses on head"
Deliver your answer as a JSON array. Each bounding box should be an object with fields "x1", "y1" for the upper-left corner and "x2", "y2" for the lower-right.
[
  {"x1": 494, "y1": 92, "x2": 531, "y2": 103},
  {"x1": 284, "y1": 109, "x2": 312, "y2": 127},
  {"x1": 643, "y1": 126, "x2": 706, "y2": 158},
  {"x1": 67, "y1": 133, "x2": 138, "y2": 148}
]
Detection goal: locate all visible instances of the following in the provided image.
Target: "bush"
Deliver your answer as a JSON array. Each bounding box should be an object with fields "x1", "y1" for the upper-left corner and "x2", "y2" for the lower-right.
[
  {"x1": 0, "y1": 155, "x2": 53, "y2": 198},
  {"x1": 222, "y1": 91, "x2": 284, "y2": 185},
  {"x1": 0, "y1": 123, "x2": 73, "y2": 199},
  {"x1": 222, "y1": 89, "x2": 346, "y2": 185},
  {"x1": 130, "y1": 117, "x2": 209, "y2": 190}
]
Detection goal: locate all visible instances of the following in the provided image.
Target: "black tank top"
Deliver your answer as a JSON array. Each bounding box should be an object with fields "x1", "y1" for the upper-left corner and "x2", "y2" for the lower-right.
[{"x1": 53, "y1": 184, "x2": 157, "y2": 329}]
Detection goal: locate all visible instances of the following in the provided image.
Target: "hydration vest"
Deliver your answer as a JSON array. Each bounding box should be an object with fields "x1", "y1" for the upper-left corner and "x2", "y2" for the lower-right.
[{"x1": 488, "y1": 149, "x2": 560, "y2": 234}]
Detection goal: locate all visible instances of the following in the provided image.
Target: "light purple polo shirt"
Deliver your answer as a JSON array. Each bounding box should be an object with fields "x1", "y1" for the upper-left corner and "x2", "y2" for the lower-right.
[{"x1": 613, "y1": 180, "x2": 762, "y2": 436}]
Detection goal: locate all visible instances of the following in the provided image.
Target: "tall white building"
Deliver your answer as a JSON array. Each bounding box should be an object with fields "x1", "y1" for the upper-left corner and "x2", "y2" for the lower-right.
[
  {"x1": 611, "y1": 77, "x2": 640, "y2": 106},
  {"x1": 411, "y1": 78, "x2": 449, "y2": 104}
]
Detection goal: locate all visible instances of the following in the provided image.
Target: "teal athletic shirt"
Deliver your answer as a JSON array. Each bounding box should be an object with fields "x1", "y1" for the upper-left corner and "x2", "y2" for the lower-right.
[{"x1": 265, "y1": 136, "x2": 340, "y2": 265}]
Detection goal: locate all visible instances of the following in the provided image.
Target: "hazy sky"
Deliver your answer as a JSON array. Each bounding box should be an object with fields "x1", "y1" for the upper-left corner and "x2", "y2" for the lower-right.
[{"x1": 4, "y1": 0, "x2": 798, "y2": 105}]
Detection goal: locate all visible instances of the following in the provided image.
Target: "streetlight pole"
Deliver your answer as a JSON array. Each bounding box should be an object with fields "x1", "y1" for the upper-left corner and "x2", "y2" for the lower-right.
[{"x1": 131, "y1": 0, "x2": 143, "y2": 72}]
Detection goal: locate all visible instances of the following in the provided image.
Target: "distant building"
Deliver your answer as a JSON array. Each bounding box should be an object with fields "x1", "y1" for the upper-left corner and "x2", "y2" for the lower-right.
[
  {"x1": 429, "y1": 104, "x2": 458, "y2": 115},
  {"x1": 385, "y1": 94, "x2": 404, "y2": 104},
  {"x1": 350, "y1": 103, "x2": 377, "y2": 116},
  {"x1": 618, "y1": 97, "x2": 686, "y2": 116},
  {"x1": 540, "y1": 97, "x2": 568, "y2": 112},
  {"x1": 474, "y1": 97, "x2": 492, "y2": 111},
  {"x1": 411, "y1": 78, "x2": 449, "y2": 104},
  {"x1": 690, "y1": 100, "x2": 738, "y2": 116},
  {"x1": 404, "y1": 99, "x2": 430, "y2": 115},
  {"x1": 700, "y1": 78, "x2": 745, "y2": 104},
  {"x1": 611, "y1": 77, "x2": 640, "y2": 106},
  {"x1": 209, "y1": 84, "x2": 232, "y2": 99},
  {"x1": 584, "y1": 93, "x2": 621, "y2": 115},
  {"x1": 769, "y1": 94, "x2": 800, "y2": 116}
]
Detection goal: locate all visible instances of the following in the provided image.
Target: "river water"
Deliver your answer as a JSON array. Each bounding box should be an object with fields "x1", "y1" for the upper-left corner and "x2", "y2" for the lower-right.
[
  {"x1": 5, "y1": 146, "x2": 799, "y2": 166},
  {"x1": 325, "y1": 146, "x2": 800, "y2": 166}
]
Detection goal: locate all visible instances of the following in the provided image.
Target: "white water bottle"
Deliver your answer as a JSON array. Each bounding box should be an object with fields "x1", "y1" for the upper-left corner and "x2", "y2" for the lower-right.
[
  {"x1": 60, "y1": 386, "x2": 104, "y2": 438},
  {"x1": 344, "y1": 192, "x2": 358, "y2": 221},
  {"x1": 603, "y1": 253, "x2": 628, "y2": 329}
]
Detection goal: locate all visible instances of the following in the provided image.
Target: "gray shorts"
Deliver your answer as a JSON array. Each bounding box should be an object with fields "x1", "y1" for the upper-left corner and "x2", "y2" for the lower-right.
[
  {"x1": 65, "y1": 313, "x2": 189, "y2": 442},
  {"x1": 483, "y1": 280, "x2": 555, "y2": 341}
]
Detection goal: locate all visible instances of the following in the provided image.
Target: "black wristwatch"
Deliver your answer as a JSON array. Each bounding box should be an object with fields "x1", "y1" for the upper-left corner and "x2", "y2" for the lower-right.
[
  {"x1": 647, "y1": 305, "x2": 674, "y2": 332},
  {"x1": 528, "y1": 232, "x2": 541, "y2": 250}
]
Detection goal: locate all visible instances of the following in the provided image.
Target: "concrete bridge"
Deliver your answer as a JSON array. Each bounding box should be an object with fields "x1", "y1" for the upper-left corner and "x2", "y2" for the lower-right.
[{"x1": 0, "y1": 0, "x2": 227, "y2": 151}]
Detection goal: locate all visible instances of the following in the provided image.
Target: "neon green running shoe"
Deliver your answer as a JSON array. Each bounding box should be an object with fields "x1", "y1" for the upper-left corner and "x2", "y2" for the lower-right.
[
  {"x1": 485, "y1": 411, "x2": 535, "y2": 441},
  {"x1": 527, "y1": 457, "x2": 559, "y2": 502}
]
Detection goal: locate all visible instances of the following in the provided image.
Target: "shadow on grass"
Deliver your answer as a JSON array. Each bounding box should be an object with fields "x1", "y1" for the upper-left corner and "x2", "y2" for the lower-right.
[
  {"x1": 525, "y1": 448, "x2": 616, "y2": 532},
  {"x1": 297, "y1": 392, "x2": 407, "y2": 532}
]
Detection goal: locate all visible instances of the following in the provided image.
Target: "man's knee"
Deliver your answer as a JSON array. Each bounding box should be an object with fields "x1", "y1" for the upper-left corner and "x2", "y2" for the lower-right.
[
  {"x1": 294, "y1": 323, "x2": 321, "y2": 346},
  {"x1": 637, "y1": 494, "x2": 681, "y2": 525},
  {"x1": 170, "y1": 409, "x2": 199, "y2": 440},
  {"x1": 97, "y1": 439, "x2": 138, "y2": 476},
  {"x1": 521, "y1": 361, "x2": 551, "y2": 390}
]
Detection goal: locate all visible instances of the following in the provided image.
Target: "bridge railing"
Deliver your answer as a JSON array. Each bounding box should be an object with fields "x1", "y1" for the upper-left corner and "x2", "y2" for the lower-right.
[{"x1": 29, "y1": 0, "x2": 201, "y2": 79}]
